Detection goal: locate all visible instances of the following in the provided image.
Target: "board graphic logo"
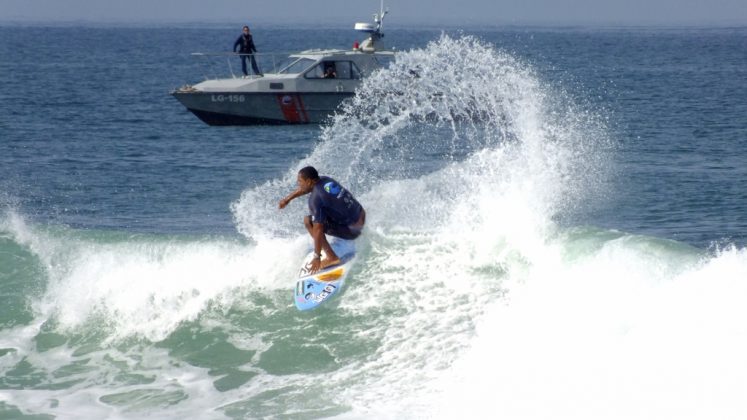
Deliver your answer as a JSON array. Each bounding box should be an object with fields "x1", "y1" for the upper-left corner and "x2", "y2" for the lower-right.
[
  {"x1": 304, "y1": 284, "x2": 337, "y2": 303},
  {"x1": 324, "y1": 182, "x2": 341, "y2": 195}
]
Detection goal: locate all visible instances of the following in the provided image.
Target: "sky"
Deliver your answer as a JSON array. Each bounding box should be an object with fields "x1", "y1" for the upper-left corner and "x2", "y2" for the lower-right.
[{"x1": 2, "y1": 0, "x2": 746, "y2": 26}]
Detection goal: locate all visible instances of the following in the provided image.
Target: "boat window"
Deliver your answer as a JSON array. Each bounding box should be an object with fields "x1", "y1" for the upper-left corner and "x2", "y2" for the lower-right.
[
  {"x1": 304, "y1": 61, "x2": 362, "y2": 80},
  {"x1": 374, "y1": 55, "x2": 395, "y2": 69},
  {"x1": 350, "y1": 62, "x2": 362, "y2": 79},
  {"x1": 305, "y1": 62, "x2": 327, "y2": 79},
  {"x1": 278, "y1": 58, "x2": 316, "y2": 74}
]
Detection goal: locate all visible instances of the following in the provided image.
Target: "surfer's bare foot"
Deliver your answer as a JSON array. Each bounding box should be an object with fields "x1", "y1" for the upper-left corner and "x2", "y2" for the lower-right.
[{"x1": 320, "y1": 257, "x2": 341, "y2": 269}]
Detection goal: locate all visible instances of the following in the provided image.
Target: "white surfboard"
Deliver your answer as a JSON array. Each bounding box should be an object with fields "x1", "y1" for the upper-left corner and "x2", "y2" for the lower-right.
[{"x1": 294, "y1": 240, "x2": 356, "y2": 311}]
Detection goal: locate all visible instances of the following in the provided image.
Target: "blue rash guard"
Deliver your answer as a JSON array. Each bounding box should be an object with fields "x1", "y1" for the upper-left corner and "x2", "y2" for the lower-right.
[{"x1": 308, "y1": 176, "x2": 363, "y2": 239}]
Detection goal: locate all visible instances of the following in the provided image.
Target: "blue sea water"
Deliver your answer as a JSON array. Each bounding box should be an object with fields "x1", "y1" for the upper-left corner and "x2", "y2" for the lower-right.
[{"x1": 1, "y1": 22, "x2": 747, "y2": 419}]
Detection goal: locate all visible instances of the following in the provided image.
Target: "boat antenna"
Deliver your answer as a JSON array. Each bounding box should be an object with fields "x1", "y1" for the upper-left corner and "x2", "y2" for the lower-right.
[
  {"x1": 375, "y1": 0, "x2": 389, "y2": 33},
  {"x1": 354, "y1": 1, "x2": 389, "y2": 52}
]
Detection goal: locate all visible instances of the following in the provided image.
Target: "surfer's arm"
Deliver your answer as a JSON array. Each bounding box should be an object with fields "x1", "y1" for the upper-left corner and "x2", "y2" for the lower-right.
[
  {"x1": 278, "y1": 187, "x2": 309, "y2": 209},
  {"x1": 308, "y1": 222, "x2": 326, "y2": 273},
  {"x1": 309, "y1": 224, "x2": 330, "y2": 273},
  {"x1": 309, "y1": 222, "x2": 340, "y2": 273},
  {"x1": 311, "y1": 222, "x2": 327, "y2": 256}
]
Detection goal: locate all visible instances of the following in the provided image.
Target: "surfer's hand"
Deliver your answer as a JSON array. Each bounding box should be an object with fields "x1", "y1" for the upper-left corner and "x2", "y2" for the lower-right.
[
  {"x1": 278, "y1": 197, "x2": 289, "y2": 209},
  {"x1": 309, "y1": 257, "x2": 322, "y2": 274}
]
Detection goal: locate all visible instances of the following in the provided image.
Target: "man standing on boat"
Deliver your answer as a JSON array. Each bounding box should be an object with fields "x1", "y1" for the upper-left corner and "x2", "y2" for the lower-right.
[
  {"x1": 279, "y1": 166, "x2": 366, "y2": 274},
  {"x1": 233, "y1": 26, "x2": 262, "y2": 77}
]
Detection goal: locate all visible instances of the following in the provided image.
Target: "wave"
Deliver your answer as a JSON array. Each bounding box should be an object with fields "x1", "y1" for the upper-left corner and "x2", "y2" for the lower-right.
[
  {"x1": 1, "y1": 210, "x2": 303, "y2": 343},
  {"x1": 231, "y1": 34, "x2": 613, "y2": 241}
]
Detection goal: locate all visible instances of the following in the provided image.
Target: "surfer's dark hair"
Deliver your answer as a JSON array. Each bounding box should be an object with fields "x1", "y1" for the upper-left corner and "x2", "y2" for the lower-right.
[{"x1": 298, "y1": 166, "x2": 319, "y2": 181}]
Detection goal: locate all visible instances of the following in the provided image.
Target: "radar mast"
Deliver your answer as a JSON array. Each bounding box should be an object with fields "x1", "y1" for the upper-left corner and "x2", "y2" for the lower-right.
[{"x1": 354, "y1": 1, "x2": 389, "y2": 52}]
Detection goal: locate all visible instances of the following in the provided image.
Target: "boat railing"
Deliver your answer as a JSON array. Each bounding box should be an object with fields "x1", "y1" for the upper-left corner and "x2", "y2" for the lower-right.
[{"x1": 188, "y1": 51, "x2": 323, "y2": 81}]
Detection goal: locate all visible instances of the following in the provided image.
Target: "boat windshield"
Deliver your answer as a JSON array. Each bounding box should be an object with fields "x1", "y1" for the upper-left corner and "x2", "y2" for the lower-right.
[{"x1": 278, "y1": 57, "x2": 316, "y2": 74}]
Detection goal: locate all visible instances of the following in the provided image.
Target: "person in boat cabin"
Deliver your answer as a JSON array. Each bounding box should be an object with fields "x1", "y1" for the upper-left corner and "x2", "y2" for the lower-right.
[
  {"x1": 233, "y1": 25, "x2": 262, "y2": 77},
  {"x1": 278, "y1": 166, "x2": 366, "y2": 273},
  {"x1": 323, "y1": 65, "x2": 337, "y2": 79}
]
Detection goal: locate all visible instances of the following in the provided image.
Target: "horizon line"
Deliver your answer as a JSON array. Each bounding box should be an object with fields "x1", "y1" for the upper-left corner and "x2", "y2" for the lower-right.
[{"x1": 2, "y1": 16, "x2": 746, "y2": 30}]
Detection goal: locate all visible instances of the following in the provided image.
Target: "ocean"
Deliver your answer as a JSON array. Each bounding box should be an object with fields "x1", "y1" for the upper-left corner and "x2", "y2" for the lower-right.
[{"x1": 1, "y1": 22, "x2": 746, "y2": 419}]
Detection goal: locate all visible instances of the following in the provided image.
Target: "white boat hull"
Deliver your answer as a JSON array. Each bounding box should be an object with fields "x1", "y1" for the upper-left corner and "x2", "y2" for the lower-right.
[{"x1": 172, "y1": 90, "x2": 353, "y2": 125}]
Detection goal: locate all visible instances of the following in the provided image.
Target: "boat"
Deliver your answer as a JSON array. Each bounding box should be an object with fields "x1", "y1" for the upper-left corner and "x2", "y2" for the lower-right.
[{"x1": 171, "y1": 5, "x2": 394, "y2": 126}]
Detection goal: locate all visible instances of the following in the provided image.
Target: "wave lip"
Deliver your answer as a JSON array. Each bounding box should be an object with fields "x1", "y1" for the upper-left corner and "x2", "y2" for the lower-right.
[{"x1": 232, "y1": 34, "x2": 612, "y2": 244}]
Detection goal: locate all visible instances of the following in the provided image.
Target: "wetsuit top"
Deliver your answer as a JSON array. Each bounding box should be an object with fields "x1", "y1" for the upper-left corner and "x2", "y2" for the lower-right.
[
  {"x1": 233, "y1": 34, "x2": 257, "y2": 54},
  {"x1": 308, "y1": 176, "x2": 362, "y2": 226}
]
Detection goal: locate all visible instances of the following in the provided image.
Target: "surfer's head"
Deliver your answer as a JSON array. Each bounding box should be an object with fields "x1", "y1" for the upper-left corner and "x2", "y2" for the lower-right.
[
  {"x1": 298, "y1": 166, "x2": 319, "y2": 181},
  {"x1": 297, "y1": 166, "x2": 320, "y2": 191}
]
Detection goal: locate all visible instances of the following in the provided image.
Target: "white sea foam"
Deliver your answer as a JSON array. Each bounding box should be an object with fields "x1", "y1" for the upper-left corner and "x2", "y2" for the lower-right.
[
  {"x1": 2, "y1": 212, "x2": 306, "y2": 342},
  {"x1": 429, "y1": 241, "x2": 747, "y2": 420}
]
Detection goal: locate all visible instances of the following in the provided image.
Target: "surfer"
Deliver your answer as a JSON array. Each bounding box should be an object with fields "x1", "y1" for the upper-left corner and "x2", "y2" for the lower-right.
[{"x1": 279, "y1": 166, "x2": 366, "y2": 274}]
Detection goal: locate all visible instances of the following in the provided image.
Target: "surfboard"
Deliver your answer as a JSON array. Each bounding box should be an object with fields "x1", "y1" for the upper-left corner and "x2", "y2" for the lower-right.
[{"x1": 294, "y1": 239, "x2": 356, "y2": 311}]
